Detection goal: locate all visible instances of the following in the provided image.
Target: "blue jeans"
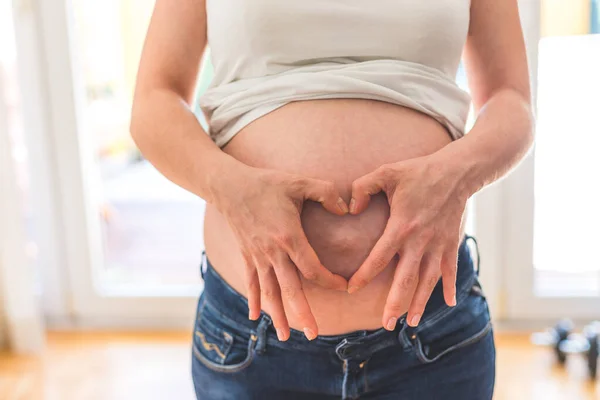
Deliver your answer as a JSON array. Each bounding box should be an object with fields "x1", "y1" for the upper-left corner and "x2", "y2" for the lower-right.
[{"x1": 191, "y1": 237, "x2": 495, "y2": 399}]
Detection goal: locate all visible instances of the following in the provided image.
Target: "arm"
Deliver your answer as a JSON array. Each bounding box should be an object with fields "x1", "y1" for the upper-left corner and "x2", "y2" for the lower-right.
[
  {"x1": 131, "y1": 0, "x2": 348, "y2": 341},
  {"x1": 346, "y1": 0, "x2": 534, "y2": 330},
  {"x1": 436, "y1": 0, "x2": 535, "y2": 195},
  {"x1": 130, "y1": 0, "x2": 229, "y2": 204}
]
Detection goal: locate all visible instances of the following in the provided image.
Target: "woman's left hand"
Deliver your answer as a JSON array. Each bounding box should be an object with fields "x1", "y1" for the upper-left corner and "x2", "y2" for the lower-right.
[{"x1": 347, "y1": 155, "x2": 470, "y2": 330}]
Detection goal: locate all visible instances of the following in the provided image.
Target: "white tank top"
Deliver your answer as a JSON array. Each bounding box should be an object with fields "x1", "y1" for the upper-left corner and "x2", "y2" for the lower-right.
[{"x1": 199, "y1": 0, "x2": 472, "y2": 148}]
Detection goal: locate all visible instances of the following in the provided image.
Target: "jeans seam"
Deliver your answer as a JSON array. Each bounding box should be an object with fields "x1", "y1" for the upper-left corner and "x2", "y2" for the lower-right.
[
  {"x1": 414, "y1": 321, "x2": 493, "y2": 364},
  {"x1": 196, "y1": 296, "x2": 207, "y2": 324},
  {"x1": 202, "y1": 295, "x2": 255, "y2": 336},
  {"x1": 363, "y1": 360, "x2": 369, "y2": 393}
]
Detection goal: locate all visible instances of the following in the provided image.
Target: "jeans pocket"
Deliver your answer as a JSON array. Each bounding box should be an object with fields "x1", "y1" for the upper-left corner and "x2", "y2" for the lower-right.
[
  {"x1": 413, "y1": 278, "x2": 493, "y2": 364},
  {"x1": 192, "y1": 295, "x2": 257, "y2": 373}
]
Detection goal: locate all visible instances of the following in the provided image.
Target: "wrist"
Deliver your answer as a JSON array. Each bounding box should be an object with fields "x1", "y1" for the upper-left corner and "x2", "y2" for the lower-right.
[
  {"x1": 204, "y1": 154, "x2": 253, "y2": 208},
  {"x1": 428, "y1": 142, "x2": 483, "y2": 201}
]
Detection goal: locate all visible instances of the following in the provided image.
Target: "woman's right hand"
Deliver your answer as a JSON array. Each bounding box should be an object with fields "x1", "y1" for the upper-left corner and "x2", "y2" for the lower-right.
[{"x1": 212, "y1": 162, "x2": 349, "y2": 342}]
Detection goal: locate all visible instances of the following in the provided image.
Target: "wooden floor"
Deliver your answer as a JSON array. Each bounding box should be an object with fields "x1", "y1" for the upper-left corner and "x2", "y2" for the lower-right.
[{"x1": 0, "y1": 332, "x2": 598, "y2": 400}]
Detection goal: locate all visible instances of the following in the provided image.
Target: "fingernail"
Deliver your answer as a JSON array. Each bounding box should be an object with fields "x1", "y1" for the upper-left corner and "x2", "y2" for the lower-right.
[
  {"x1": 348, "y1": 286, "x2": 359, "y2": 294},
  {"x1": 337, "y1": 198, "x2": 349, "y2": 214},
  {"x1": 451, "y1": 295, "x2": 457, "y2": 306},
  {"x1": 349, "y1": 198, "x2": 357, "y2": 214},
  {"x1": 303, "y1": 327, "x2": 317, "y2": 341},
  {"x1": 276, "y1": 328, "x2": 287, "y2": 341},
  {"x1": 386, "y1": 317, "x2": 397, "y2": 331},
  {"x1": 410, "y1": 314, "x2": 421, "y2": 327}
]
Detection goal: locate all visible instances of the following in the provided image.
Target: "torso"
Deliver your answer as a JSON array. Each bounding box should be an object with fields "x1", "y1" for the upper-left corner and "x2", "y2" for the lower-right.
[{"x1": 204, "y1": 98, "x2": 459, "y2": 335}]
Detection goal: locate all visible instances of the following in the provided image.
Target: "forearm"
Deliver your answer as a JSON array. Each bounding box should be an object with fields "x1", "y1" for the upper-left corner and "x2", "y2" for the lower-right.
[
  {"x1": 433, "y1": 88, "x2": 535, "y2": 197},
  {"x1": 130, "y1": 88, "x2": 244, "y2": 205}
]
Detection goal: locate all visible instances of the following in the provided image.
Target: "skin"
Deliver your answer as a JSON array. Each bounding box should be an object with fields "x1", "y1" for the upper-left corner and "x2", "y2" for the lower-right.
[
  {"x1": 207, "y1": 100, "x2": 455, "y2": 336},
  {"x1": 131, "y1": 0, "x2": 534, "y2": 340},
  {"x1": 131, "y1": 0, "x2": 348, "y2": 341},
  {"x1": 347, "y1": 0, "x2": 534, "y2": 330}
]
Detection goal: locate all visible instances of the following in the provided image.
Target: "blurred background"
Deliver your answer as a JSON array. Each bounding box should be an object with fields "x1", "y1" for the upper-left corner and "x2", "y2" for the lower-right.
[{"x1": 0, "y1": 0, "x2": 599, "y2": 399}]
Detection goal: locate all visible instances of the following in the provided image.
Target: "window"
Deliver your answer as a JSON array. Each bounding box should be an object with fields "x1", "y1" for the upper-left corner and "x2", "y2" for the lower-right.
[
  {"x1": 71, "y1": 0, "x2": 206, "y2": 290},
  {"x1": 533, "y1": 1, "x2": 600, "y2": 297},
  {"x1": 0, "y1": 1, "x2": 38, "y2": 283}
]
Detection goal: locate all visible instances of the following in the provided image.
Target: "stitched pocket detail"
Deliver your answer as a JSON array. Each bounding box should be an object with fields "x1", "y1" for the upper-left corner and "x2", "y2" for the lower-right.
[
  {"x1": 414, "y1": 321, "x2": 492, "y2": 363},
  {"x1": 193, "y1": 332, "x2": 257, "y2": 373},
  {"x1": 192, "y1": 295, "x2": 257, "y2": 374},
  {"x1": 195, "y1": 331, "x2": 230, "y2": 360},
  {"x1": 412, "y1": 279, "x2": 492, "y2": 364}
]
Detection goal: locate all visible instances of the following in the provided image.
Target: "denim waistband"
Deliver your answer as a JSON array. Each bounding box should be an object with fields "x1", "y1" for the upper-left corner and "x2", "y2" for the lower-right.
[{"x1": 199, "y1": 236, "x2": 478, "y2": 356}]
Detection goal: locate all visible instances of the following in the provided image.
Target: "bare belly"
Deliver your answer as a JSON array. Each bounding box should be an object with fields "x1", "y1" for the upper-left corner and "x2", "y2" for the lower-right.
[{"x1": 204, "y1": 99, "x2": 454, "y2": 334}]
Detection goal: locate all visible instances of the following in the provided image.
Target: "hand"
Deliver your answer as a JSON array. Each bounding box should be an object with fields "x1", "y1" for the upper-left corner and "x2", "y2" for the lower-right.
[
  {"x1": 347, "y1": 155, "x2": 469, "y2": 330},
  {"x1": 213, "y1": 164, "x2": 349, "y2": 341}
]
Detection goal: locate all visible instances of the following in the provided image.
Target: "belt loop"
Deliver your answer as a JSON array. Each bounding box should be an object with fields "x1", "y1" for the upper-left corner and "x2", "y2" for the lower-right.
[
  {"x1": 465, "y1": 235, "x2": 481, "y2": 276},
  {"x1": 397, "y1": 318, "x2": 414, "y2": 350},
  {"x1": 255, "y1": 314, "x2": 272, "y2": 355},
  {"x1": 200, "y1": 249, "x2": 207, "y2": 280}
]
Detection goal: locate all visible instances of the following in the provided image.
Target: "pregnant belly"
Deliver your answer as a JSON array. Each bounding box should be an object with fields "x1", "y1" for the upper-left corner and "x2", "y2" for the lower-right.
[{"x1": 203, "y1": 99, "x2": 454, "y2": 334}]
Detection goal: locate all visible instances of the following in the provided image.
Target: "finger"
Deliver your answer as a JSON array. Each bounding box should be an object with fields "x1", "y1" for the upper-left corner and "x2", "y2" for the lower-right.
[
  {"x1": 272, "y1": 254, "x2": 318, "y2": 341},
  {"x1": 241, "y1": 251, "x2": 261, "y2": 320},
  {"x1": 406, "y1": 252, "x2": 442, "y2": 327},
  {"x1": 255, "y1": 263, "x2": 290, "y2": 341},
  {"x1": 347, "y1": 218, "x2": 403, "y2": 293},
  {"x1": 298, "y1": 178, "x2": 348, "y2": 216},
  {"x1": 441, "y1": 241, "x2": 460, "y2": 307},
  {"x1": 382, "y1": 248, "x2": 422, "y2": 331},
  {"x1": 349, "y1": 165, "x2": 389, "y2": 215},
  {"x1": 287, "y1": 227, "x2": 348, "y2": 291}
]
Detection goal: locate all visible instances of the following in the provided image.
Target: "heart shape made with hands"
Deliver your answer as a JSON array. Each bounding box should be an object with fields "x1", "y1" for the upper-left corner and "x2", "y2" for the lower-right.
[{"x1": 334, "y1": 159, "x2": 464, "y2": 330}]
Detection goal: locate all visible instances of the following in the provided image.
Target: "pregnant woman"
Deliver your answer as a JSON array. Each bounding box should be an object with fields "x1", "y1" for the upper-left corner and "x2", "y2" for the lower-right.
[{"x1": 131, "y1": 0, "x2": 533, "y2": 399}]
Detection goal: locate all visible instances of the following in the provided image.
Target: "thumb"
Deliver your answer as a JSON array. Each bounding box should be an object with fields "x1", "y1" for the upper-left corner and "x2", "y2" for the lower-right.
[
  {"x1": 299, "y1": 178, "x2": 348, "y2": 216},
  {"x1": 350, "y1": 166, "x2": 388, "y2": 214}
]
